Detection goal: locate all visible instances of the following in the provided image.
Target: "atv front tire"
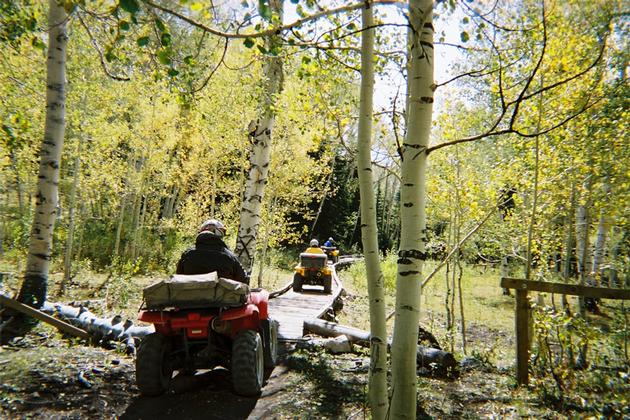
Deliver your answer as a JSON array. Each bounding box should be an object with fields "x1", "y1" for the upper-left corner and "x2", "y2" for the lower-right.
[
  {"x1": 232, "y1": 330, "x2": 264, "y2": 396},
  {"x1": 136, "y1": 333, "x2": 173, "y2": 396},
  {"x1": 292, "y1": 273, "x2": 303, "y2": 292}
]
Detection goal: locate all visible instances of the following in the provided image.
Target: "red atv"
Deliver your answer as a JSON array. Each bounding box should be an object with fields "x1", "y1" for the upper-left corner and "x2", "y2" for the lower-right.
[{"x1": 136, "y1": 275, "x2": 278, "y2": 397}]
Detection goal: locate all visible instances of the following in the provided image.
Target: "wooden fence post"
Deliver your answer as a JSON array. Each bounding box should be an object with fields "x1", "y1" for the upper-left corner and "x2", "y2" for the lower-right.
[{"x1": 515, "y1": 289, "x2": 529, "y2": 385}]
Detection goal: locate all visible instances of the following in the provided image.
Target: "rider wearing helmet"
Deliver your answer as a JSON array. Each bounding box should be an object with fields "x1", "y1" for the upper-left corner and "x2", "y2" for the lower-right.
[
  {"x1": 305, "y1": 238, "x2": 325, "y2": 254},
  {"x1": 176, "y1": 219, "x2": 249, "y2": 284},
  {"x1": 323, "y1": 237, "x2": 335, "y2": 248}
]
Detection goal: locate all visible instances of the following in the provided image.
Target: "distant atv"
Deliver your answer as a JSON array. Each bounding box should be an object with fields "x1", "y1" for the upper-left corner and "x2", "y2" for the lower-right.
[
  {"x1": 321, "y1": 246, "x2": 339, "y2": 264},
  {"x1": 293, "y1": 252, "x2": 333, "y2": 294},
  {"x1": 136, "y1": 273, "x2": 278, "y2": 397}
]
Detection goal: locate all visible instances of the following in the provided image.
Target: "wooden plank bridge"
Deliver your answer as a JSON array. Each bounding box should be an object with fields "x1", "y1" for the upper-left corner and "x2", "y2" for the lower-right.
[{"x1": 268, "y1": 259, "x2": 348, "y2": 341}]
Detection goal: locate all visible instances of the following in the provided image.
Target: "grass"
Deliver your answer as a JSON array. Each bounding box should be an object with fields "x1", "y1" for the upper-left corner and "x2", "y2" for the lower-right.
[
  {"x1": 1, "y1": 251, "x2": 628, "y2": 418},
  {"x1": 339, "y1": 255, "x2": 516, "y2": 362}
]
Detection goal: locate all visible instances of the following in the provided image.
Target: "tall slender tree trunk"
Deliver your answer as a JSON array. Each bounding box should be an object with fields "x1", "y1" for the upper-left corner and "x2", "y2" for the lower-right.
[
  {"x1": 526, "y1": 76, "x2": 544, "y2": 282},
  {"x1": 1, "y1": 0, "x2": 68, "y2": 343},
  {"x1": 113, "y1": 193, "x2": 127, "y2": 258},
  {"x1": 575, "y1": 177, "x2": 592, "y2": 368},
  {"x1": 60, "y1": 134, "x2": 83, "y2": 295},
  {"x1": 561, "y1": 183, "x2": 577, "y2": 309},
  {"x1": 9, "y1": 150, "x2": 25, "y2": 215},
  {"x1": 576, "y1": 178, "x2": 592, "y2": 314},
  {"x1": 390, "y1": 1, "x2": 433, "y2": 417},
  {"x1": 592, "y1": 205, "x2": 610, "y2": 286},
  {"x1": 356, "y1": 4, "x2": 388, "y2": 417},
  {"x1": 235, "y1": 0, "x2": 284, "y2": 271}
]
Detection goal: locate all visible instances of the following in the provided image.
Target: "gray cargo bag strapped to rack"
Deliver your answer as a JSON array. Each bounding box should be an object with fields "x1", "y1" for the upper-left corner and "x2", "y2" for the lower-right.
[{"x1": 143, "y1": 272, "x2": 250, "y2": 310}]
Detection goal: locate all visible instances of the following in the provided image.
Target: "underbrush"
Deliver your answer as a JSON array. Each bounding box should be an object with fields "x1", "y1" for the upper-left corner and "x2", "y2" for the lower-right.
[
  {"x1": 529, "y1": 303, "x2": 629, "y2": 417},
  {"x1": 338, "y1": 255, "x2": 630, "y2": 418}
]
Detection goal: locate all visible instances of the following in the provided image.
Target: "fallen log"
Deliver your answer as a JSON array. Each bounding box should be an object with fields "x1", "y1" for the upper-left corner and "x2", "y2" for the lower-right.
[
  {"x1": 40, "y1": 301, "x2": 153, "y2": 354},
  {"x1": 303, "y1": 318, "x2": 457, "y2": 376},
  {"x1": 0, "y1": 294, "x2": 89, "y2": 340}
]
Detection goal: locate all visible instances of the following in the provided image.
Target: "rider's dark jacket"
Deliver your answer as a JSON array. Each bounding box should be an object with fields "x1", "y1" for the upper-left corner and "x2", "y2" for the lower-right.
[{"x1": 175, "y1": 232, "x2": 248, "y2": 285}]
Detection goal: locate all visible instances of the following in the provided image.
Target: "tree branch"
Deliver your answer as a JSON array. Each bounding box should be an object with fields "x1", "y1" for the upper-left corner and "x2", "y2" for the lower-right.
[
  {"x1": 143, "y1": 0, "x2": 406, "y2": 40},
  {"x1": 77, "y1": 14, "x2": 130, "y2": 81}
]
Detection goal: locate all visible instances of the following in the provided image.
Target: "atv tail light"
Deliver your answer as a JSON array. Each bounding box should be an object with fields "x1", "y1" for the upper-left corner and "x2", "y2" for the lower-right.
[{"x1": 187, "y1": 313, "x2": 201, "y2": 321}]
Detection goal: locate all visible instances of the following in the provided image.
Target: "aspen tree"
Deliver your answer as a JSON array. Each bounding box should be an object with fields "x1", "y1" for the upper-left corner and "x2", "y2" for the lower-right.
[
  {"x1": 1, "y1": 0, "x2": 68, "y2": 342},
  {"x1": 235, "y1": 0, "x2": 285, "y2": 271},
  {"x1": 390, "y1": 0, "x2": 433, "y2": 417},
  {"x1": 356, "y1": 2, "x2": 388, "y2": 416}
]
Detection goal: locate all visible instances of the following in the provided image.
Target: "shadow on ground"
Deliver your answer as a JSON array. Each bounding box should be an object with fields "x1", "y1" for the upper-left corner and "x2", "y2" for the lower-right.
[{"x1": 121, "y1": 369, "x2": 258, "y2": 420}]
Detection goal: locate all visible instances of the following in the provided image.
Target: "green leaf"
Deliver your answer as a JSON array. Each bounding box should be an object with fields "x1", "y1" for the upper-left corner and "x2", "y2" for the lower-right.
[
  {"x1": 119, "y1": 20, "x2": 130, "y2": 31},
  {"x1": 243, "y1": 38, "x2": 255, "y2": 48},
  {"x1": 137, "y1": 36, "x2": 150, "y2": 47},
  {"x1": 346, "y1": 23, "x2": 356, "y2": 31},
  {"x1": 183, "y1": 55, "x2": 194, "y2": 65},
  {"x1": 157, "y1": 49, "x2": 172, "y2": 65},
  {"x1": 462, "y1": 17, "x2": 469, "y2": 24},
  {"x1": 290, "y1": 0, "x2": 299, "y2": 3},
  {"x1": 460, "y1": 31, "x2": 469, "y2": 43},
  {"x1": 257, "y1": 45, "x2": 268, "y2": 54},
  {"x1": 167, "y1": 68, "x2": 179, "y2": 77},
  {"x1": 259, "y1": 2, "x2": 271, "y2": 21},
  {"x1": 190, "y1": 2, "x2": 203, "y2": 11},
  {"x1": 119, "y1": 0, "x2": 140, "y2": 14},
  {"x1": 301, "y1": 56, "x2": 311, "y2": 64},
  {"x1": 241, "y1": 0, "x2": 249, "y2": 7},
  {"x1": 31, "y1": 36, "x2": 46, "y2": 50},
  {"x1": 155, "y1": 18, "x2": 166, "y2": 32},
  {"x1": 160, "y1": 32, "x2": 172, "y2": 46}
]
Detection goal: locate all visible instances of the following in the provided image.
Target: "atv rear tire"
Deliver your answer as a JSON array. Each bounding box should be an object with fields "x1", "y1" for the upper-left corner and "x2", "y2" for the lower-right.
[
  {"x1": 323, "y1": 275, "x2": 332, "y2": 294},
  {"x1": 136, "y1": 333, "x2": 173, "y2": 396},
  {"x1": 232, "y1": 330, "x2": 264, "y2": 396},
  {"x1": 292, "y1": 274, "x2": 303, "y2": 292},
  {"x1": 263, "y1": 319, "x2": 279, "y2": 368}
]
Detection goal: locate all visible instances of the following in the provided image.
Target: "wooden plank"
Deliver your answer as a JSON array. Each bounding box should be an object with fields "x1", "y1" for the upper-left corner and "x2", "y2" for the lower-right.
[
  {"x1": 0, "y1": 294, "x2": 89, "y2": 339},
  {"x1": 515, "y1": 289, "x2": 529, "y2": 385},
  {"x1": 501, "y1": 278, "x2": 630, "y2": 300},
  {"x1": 269, "y1": 272, "x2": 343, "y2": 341}
]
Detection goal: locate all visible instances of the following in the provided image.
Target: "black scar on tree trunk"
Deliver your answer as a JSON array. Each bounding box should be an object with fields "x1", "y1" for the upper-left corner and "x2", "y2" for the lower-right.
[{"x1": 0, "y1": 273, "x2": 48, "y2": 344}]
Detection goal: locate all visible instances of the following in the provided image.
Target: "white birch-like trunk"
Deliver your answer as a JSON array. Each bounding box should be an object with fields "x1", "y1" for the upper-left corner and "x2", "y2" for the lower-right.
[
  {"x1": 356, "y1": 4, "x2": 388, "y2": 417},
  {"x1": 390, "y1": 1, "x2": 433, "y2": 417},
  {"x1": 575, "y1": 179, "x2": 592, "y2": 366},
  {"x1": 234, "y1": 0, "x2": 284, "y2": 271},
  {"x1": 575, "y1": 178, "x2": 592, "y2": 318},
  {"x1": 9, "y1": 150, "x2": 25, "y2": 214},
  {"x1": 113, "y1": 193, "x2": 127, "y2": 258},
  {"x1": 2, "y1": 0, "x2": 68, "y2": 342},
  {"x1": 591, "y1": 208, "x2": 610, "y2": 285},
  {"x1": 61, "y1": 135, "x2": 82, "y2": 294}
]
